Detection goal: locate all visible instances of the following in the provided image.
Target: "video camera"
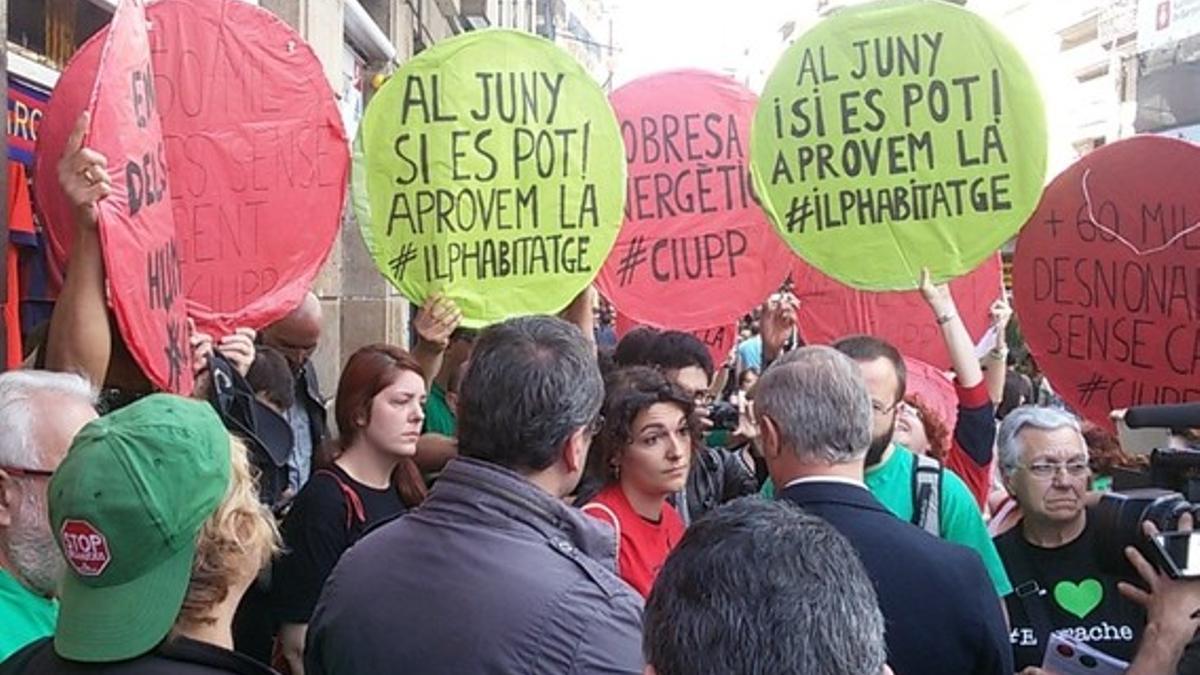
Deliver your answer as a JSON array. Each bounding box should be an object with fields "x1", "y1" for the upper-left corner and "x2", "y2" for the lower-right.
[{"x1": 1093, "y1": 403, "x2": 1200, "y2": 580}]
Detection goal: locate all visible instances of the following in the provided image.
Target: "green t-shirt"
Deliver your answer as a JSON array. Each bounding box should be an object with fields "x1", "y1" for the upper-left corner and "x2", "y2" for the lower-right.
[
  {"x1": 866, "y1": 446, "x2": 1013, "y2": 596},
  {"x1": 422, "y1": 382, "x2": 456, "y2": 437},
  {"x1": 0, "y1": 569, "x2": 57, "y2": 661}
]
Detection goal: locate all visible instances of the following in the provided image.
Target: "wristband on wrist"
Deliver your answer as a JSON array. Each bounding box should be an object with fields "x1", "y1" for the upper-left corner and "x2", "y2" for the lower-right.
[{"x1": 935, "y1": 311, "x2": 957, "y2": 326}]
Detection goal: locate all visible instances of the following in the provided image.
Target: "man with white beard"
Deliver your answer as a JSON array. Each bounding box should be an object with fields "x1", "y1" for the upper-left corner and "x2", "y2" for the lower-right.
[{"x1": 0, "y1": 371, "x2": 97, "y2": 660}]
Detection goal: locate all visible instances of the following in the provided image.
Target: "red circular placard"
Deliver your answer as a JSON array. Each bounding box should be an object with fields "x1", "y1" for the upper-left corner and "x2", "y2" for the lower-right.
[
  {"x1": 792, "y1": 254, "x2": 1002, "y2": 370},
  {"x1": 1012, "y1": 136, "x2": 1200, "y2": 428},
  {"x1": 35, "y1": 0, "x2": 347, "y2": 338},
  {"x1": 595, "y1": 70, "x2": 791, "y2": 330}
]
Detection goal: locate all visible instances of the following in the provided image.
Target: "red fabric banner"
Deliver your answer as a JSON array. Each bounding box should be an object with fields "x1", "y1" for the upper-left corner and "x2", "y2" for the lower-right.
[
  {"x1": 613, "y1": 310, "x2": 737, "y2": 372},
  {"x1": 792, "y1": 254, "x2": 1002, "y2": 370}
]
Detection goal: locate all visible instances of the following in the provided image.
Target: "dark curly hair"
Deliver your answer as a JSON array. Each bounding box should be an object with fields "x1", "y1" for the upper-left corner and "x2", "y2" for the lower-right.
[{"x1": 585, "y1": 366, "x2": 699, "y2": 485}]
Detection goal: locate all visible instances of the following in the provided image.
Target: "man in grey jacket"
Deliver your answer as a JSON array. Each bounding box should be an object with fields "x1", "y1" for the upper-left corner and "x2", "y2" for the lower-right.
[{"x1": 305, "y1": 316, "x2": 644, "y2": 675}]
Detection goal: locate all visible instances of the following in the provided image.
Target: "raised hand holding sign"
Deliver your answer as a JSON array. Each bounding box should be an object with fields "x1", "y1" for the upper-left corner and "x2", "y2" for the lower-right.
[{"x1": 82, "y1": 0, "x2": 191, "y2": 393}]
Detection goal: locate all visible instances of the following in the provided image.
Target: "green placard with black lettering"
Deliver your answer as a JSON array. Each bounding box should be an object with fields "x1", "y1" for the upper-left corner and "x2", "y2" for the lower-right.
[
  {"x1": 750, "y1": 0, "x2": 1046, "y2": 290},
  {"x1": 353, "y1": 29, "x2": 625, "y2": 327}
]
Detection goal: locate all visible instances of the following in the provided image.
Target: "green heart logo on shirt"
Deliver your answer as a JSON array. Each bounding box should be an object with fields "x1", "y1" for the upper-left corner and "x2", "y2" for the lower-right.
[{"x1": 1054, "y1": 579, "x2": 1103, "y2": 619}]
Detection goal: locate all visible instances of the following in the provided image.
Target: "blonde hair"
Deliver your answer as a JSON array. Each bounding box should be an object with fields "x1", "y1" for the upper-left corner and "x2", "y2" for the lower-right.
[{"x1": 175, "y1": 435, "x2": 281, "y2": 629}]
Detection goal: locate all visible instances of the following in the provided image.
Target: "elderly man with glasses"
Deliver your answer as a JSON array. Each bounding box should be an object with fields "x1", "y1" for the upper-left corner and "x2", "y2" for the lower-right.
[
  {"x1": 0, "y1": 371, "x2": 97, "y2": 660},
  {"x1": 994, "y1": 405, "x2": 1145, "y2": 673}
]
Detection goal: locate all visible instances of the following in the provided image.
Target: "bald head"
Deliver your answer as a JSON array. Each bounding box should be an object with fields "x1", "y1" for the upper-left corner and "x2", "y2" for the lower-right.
[{"x1": 263, "y1": 292, "x2": 323, "y2": 371}]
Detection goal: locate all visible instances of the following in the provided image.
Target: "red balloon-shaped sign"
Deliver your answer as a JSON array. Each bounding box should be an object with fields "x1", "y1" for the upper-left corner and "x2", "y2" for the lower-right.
[
  {"x1": 35, "y1": 0, "x2": 347, "y2": 338},
  {"x1": 596, "y1": 70, "x2": 791, "y2": 331},
  {"x1": 1013, "y1": 136, "x2": 1200, "y2": 429}
]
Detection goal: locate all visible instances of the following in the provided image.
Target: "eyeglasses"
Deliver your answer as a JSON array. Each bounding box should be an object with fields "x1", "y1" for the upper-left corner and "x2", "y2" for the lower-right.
[
  {"x1": 897, "y1": 401, "x2": 923, "y2": 420},
  {"x1": 1020, "y1": 460, "x2": 1090, "y2": 479},
  {"x1": 0, "y1": 465, "x2": 55, "y2": 479}
]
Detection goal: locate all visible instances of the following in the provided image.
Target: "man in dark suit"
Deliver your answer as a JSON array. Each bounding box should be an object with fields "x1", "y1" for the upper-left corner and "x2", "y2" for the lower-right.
[{"x1": 755, "y1": 346, "x2": 1012, "y2": 675}]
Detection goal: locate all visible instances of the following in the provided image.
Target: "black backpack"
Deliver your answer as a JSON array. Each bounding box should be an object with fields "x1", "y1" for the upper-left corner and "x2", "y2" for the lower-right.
[
  {"x1": 205, "y1": 353, "x2": 294, "y2": 510},
  {"x1": 910, "y1": 453, "x2": 944, "y2": 537}
]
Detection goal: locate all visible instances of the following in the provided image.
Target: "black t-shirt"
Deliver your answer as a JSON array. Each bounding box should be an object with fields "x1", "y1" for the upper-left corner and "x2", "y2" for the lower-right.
[
  {"x1": 995, "y1": 516, "x2": 1144, "y2": 670},
  {"x1": 0, "y1": 636, "x2": 276, "y2": 674},
  {"x1": 271, "y1": 464, "x2": 406, "y2": 624}
]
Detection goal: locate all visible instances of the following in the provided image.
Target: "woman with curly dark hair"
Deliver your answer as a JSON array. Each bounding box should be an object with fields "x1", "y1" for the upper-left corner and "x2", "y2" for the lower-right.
[{"x1": 581, "y1": 366, "x2": 695, "y2": 598}]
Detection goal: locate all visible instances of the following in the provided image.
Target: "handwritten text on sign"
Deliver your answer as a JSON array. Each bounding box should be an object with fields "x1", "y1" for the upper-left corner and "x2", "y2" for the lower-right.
[
  {"x1": 1013, "y1": 136, "x2": 1200, "y2": 428},
  {"x1": 35, "y1": 0, "x2": 348, "y2": 337},
  {"x1": 596, "y1": 71, "x2": 792, "y2": 331},
  {"x1": 356, "y1": 30, "x2": 624, "y2": 327},
  {"x1": 88, "y1": 0, "x2": 192, "y2": 393},
  {"x1": 750, "y1": 0, "x2": 1046, "y2": 290}
]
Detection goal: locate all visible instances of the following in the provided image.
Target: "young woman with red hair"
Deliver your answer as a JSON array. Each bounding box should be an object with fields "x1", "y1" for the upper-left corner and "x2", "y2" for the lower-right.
[{"x1": 271, "y1": 344, "x2": 428, "y2": 674}]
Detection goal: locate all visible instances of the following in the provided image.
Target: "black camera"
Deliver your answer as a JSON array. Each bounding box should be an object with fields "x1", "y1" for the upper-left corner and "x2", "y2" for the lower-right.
[
  {"x1": 1094, "y1": 403, "x2": 1200, "y2": 579},
  {"x1": 708, "y1": 401, "x2": 740, "y2": 432},
  {"x1": 1093, "y1": 489, "x2": 1200, "y2": 579}
]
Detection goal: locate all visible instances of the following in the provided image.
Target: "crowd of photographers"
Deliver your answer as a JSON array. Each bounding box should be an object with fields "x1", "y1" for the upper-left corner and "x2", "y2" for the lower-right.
[{"x1": 1, "y1": 124, "x2": 1199, "y2": 674}]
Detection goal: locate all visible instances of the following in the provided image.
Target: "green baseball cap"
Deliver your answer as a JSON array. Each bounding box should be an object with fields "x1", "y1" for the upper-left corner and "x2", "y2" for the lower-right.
[{"x1": 48, "y1": 394, "x2": 231, "y2": 662}]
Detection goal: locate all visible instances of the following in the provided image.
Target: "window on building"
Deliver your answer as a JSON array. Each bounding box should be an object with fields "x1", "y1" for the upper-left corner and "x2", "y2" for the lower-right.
[{"x1": 10, "y1": 0, "x2": 111, "y2": 67}]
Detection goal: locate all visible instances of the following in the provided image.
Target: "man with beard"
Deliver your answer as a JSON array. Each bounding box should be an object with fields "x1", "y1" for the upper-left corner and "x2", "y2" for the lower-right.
[
  {"x1": 0, "y1": 371, "x2": 97, "y2": 659},
  {"x1": 833, "y1": 335, "x2": 1012, "y2": 598}
]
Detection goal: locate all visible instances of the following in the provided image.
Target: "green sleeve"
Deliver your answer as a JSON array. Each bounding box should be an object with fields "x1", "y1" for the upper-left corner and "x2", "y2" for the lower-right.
[
  {"x1": 939, "y1": 470, "x2": 1013, "y2": 596},
  {"x1": 422, "y1": 392, "x2": 457, "y2": 437}
]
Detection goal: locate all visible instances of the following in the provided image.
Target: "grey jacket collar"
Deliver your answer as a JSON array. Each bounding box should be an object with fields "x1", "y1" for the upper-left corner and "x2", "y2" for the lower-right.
[{"x1": 429, "y1": 457, "x2": 620, "y2": 572}]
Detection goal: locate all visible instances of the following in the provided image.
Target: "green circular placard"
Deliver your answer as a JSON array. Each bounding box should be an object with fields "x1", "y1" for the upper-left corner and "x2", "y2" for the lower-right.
[
  {"x1": 750, "y1": 0, "x2": 1046, "y2": 290},
  {"x1": 354, "y1": 29, "x2": 625, "y2": 326}
]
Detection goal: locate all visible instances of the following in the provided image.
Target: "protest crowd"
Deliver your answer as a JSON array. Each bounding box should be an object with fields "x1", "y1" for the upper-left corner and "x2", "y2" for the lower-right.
[{"x1": 3, "y1": 0, "x2": 1200, "y2": 674}]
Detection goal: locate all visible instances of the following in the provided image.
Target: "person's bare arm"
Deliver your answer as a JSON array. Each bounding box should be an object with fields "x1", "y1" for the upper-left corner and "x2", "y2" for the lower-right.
[
  {"x1": 46, "y1": 113, "x2": 112, "y2": 384},
  {"x1": 411, "y1": 294, "x2": 461, "y2": 386},
  {"x1": 559, "y1": 285, "x2": 597, "y2": 351},
  {"x1": 982, "y1": 296, "x2": 1012, "y2": 405},
  {"x1": 278, "y1": 622, "x2": 307, "y2": 675},
  {"x1": 414, "y1": 433, "x2": 458, "y2": 473},
  {"x1": 919, "y1": 268, "x2": 982, "y2": 388},
  {"x1": 760, "y1": 293, "x2": 798, "y2": 369}
]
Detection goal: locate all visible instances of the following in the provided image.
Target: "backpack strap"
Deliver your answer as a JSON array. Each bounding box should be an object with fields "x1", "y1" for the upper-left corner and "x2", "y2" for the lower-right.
[
  {"x1": 910, "y1": 453, "x2": 943, "y2": 537},
  {"x1": 313, "y1": 468, "x2": 366, "y2": 532},
  {"x1": 581, "y1": 502, "x2": 622, "y2": 565},
  {"x1": 1001, "y1": 534, "x2": 1058, "y2": 655}
]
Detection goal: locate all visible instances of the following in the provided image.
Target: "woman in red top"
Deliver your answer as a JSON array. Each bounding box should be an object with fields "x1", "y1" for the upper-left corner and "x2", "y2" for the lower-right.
[{"x1": 581, "y1": 366, "x2": 695, "y2": 598}]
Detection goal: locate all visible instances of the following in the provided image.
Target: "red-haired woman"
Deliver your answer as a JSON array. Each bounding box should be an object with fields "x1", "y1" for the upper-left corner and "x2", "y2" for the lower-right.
[{"x1": 272, "y1": 344, "x2": 427, "y2": 674}]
